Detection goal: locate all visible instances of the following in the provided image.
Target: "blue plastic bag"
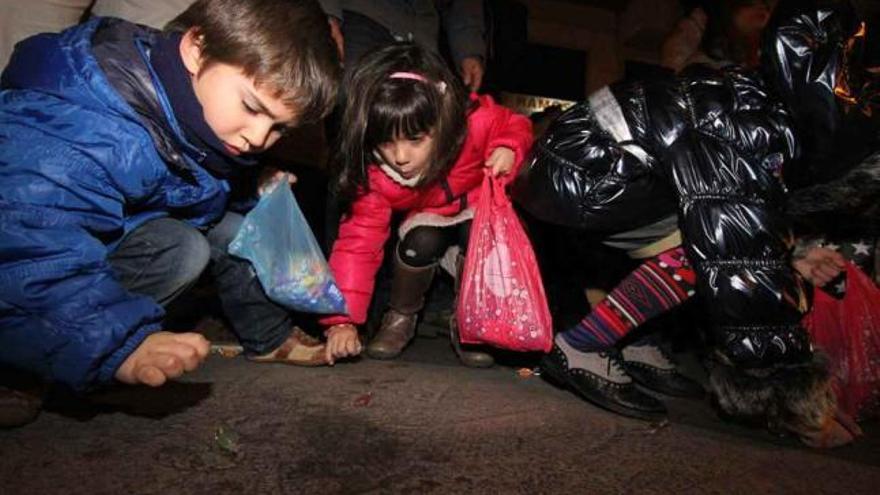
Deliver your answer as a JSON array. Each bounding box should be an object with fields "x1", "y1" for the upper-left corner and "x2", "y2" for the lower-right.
[{"x1": 228, "y1": 176, "x2": 347, "y2": 314}]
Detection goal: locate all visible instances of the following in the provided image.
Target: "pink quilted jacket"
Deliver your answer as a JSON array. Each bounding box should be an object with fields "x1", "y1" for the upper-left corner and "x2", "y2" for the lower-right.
[{"x1": 321, "y1": 94, "x2": 533, "y2": 326}]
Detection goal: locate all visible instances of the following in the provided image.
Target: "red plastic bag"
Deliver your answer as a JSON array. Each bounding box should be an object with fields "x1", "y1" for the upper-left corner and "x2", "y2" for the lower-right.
[
  {"x1": 456, "y1": 174, "x2": 553, "y2": 352},
  {"x1": 803, "y1": 263, "x2": 880, "y2": 420}
]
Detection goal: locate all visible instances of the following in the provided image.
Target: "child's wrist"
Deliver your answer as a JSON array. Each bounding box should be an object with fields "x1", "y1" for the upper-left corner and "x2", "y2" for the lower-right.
[{"x1": 325, "y1": 323, "x2": 357, "y2": 336}]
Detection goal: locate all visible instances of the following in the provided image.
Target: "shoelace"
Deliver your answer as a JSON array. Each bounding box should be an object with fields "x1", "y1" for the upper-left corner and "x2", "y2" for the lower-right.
[{"x1": 598, "y1": 350, "x2": 627, "y2": 379}]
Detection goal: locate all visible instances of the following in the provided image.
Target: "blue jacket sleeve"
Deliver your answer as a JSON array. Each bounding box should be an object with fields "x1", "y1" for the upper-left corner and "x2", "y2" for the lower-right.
[
  {"x1": 0, "y1": 112, "x2": 166, "y2": 391},
  {"x1": 0, "y1": 218, "x2": 166, "y2": 392}
]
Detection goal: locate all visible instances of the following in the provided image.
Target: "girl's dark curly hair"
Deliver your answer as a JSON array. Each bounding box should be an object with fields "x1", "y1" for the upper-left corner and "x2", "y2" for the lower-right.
[{"x1": 332, "y1": 42, "x2": 469, "y2": 209}]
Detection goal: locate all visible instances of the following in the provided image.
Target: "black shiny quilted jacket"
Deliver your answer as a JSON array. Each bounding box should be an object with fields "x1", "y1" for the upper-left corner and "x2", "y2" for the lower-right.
[{"x1": 513, "y1": 0, "x2": 878, "y2": 368}]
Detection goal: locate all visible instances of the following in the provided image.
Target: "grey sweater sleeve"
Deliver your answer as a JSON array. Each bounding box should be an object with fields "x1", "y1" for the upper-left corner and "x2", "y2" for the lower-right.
[
  {"x1": 439, "y1": 0, "x2": 486, "y2": 66},
  {"x1": 316, "y1": 0, "x2": 342, "y2": 20}
]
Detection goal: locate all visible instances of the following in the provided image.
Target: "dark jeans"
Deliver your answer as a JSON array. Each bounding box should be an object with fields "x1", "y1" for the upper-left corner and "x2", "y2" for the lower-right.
[{"x1": 108, "y1": 213, "x2": 291, "y2": 355}]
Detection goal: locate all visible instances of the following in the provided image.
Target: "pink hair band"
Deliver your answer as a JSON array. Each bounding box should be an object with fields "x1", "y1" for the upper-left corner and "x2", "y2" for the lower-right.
[{"x1": 389, "y1": 71, "x2": 428, "y2": 82}]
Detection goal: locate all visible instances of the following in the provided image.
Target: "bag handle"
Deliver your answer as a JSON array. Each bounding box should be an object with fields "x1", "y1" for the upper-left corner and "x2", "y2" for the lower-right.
[{"x1": 482, "y1": 169, "x2": 513, "y2": 209}]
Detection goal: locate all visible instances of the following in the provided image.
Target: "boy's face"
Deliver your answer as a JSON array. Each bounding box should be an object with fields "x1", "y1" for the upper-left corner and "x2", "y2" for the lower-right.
[{"x1": 180, "y1": 30, "x2": 297, "y2": 155}]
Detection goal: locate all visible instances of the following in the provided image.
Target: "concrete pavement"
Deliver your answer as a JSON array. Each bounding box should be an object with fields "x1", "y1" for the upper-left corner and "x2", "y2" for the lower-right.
[{"x1": 2, "y1": 326, "x2": 878, "y2": 494}]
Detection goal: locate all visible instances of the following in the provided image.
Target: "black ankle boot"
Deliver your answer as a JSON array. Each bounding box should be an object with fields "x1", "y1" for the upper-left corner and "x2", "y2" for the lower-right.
[
  {"x1": 449, "y1": 252, "x2": 493, "y2": 368},
  {"x1": 449, "y1": 317, "x2": 494, "y2": 368}
]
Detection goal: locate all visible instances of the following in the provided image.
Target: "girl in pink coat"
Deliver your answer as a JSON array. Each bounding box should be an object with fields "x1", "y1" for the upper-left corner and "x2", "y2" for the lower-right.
[{"x1": 320, "y1": 42, "x2": 533, "y2": 367}]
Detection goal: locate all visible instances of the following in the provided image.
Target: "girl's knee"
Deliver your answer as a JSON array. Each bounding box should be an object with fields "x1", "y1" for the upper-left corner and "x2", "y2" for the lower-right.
[{"x1": 398, "y1": 227, "x2": 450, "y2": 267}]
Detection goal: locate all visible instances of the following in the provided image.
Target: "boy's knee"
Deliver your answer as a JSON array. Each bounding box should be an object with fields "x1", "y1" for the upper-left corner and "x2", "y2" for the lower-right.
[
  {"x1": 173, "y1": 227, "x2": 211, "y2": 286},
  {"x1": 206, "y1": 212, "x2": 244, "y2": 251}
]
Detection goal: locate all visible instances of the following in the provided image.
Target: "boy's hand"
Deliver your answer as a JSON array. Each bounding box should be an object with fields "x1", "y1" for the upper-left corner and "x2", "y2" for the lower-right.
[
  {"x1": 258, "y1": 168, "x2": 298, "y2": 196},
  {"x1": 792, "y1": 246, "x2": 846, "y2": 287},
  {"x1": 115, "y1": 332, "x2": 210, "y2": 387},
  {"x1": 325, "y1": 324, "x2": 362, "y2": 365},
  {"x1": 485, "y1": 147, "x2": 516, "y2": 177}
]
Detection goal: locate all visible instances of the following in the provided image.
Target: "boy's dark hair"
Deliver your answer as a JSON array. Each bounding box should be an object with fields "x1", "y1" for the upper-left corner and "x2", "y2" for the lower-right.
[
  {"x1": 334, "y1": 42, "x2": 468, "y2": 207},
  {"x1": 167, "y1": 0, "x2": 340, "y2": 125}
]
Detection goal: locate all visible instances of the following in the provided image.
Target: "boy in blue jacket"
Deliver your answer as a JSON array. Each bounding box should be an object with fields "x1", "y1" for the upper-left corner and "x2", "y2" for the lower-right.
[{"x1": 0, "y1": 0, "x2": 341, "y2": 404}]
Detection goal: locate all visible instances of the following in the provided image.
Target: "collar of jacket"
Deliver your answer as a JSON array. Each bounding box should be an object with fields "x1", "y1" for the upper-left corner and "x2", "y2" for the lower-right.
[
  {"x1": 90, "y1": 18, "x2": 203, "y2": 178},
  {"x1": 372, "y1": 150, "x2": 424, "y2": 187},
  {"x1": 378, "y1": 162, "x2": 422, "y2": 187},
  {"x1": 150, "y1": 31, "x2": 258, "y2": 178}
]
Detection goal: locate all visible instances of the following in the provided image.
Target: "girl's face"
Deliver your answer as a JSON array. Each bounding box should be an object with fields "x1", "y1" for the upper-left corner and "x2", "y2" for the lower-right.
[{"x1": 376, "y1": 131, "x2": 435, "y2": 180}]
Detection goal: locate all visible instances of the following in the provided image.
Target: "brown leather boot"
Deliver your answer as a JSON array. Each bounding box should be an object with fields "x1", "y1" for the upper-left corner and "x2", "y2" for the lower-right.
[
  {"x1": 366, "y1": 252, "x2": 436, "y2": 360},
  {"x1": 449, "y1": 253, "x2": 494, "y2": 368}
]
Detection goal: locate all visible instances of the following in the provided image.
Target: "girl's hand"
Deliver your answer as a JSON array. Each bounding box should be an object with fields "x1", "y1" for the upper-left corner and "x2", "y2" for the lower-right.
[
  {"x1": 258, "y1": 167, "x2": 298, "y2": 196},
  {"x1": 792, "y1": 246, "x2": 846, "y2": 287},
  {"x1": 324, "y1": 324, "x2": 362, "y2": 365},
  {"x1": 486, "y1": 147, "x2": 516, "y2": 177}
]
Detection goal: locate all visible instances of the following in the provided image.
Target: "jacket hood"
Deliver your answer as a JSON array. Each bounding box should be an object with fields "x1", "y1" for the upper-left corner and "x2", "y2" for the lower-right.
[
  {"x1": 1, "y1": 17, "x2": 199, "y2": 175},
  {"x1": 761, "y1": 0, "x2": 880, "y2": 188}
]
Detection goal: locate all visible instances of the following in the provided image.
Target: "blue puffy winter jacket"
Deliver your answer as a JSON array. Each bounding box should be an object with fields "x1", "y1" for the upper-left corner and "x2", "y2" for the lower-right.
[{"x1": 0, "y1": 18, "x2": 229, "y2": 391}]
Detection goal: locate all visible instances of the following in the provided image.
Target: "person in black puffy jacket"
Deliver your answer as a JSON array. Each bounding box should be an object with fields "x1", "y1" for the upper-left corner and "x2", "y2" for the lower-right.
[{"x1": 513, "y1": 0, "x2": 878, "y2": 447}]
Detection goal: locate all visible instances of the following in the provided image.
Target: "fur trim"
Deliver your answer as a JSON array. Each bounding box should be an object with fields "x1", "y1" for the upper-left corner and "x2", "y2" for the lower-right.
[
  {"x1": 373, "y1": 151, "x2": 424, "y2": 187},
  {"x1": 399, "y1": 210, "x2": 474, "y2": 278},
  {"x1": 398, "y1": 208, "x2": 475, "y2": 239},
  {"x1": 439, "y1": 245, "x2": 461, "y2": 277},
  {"x1": 708, "y1": 351, "x2": 836, "y2": 436},
  {"x1": 787, "y1": 151, "x2": 880, "y2": 217},
  {"x1": 378, "y1": 162, "x2": 422, "y2": 187},
  {"x1": 787, "y1": 150, "x2": 880, "y2": 237}
]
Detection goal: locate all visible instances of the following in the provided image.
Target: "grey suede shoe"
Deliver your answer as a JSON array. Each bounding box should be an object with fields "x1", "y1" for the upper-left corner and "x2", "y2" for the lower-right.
[{"x1": 540, "y1": 337, "x2": 666, "y2": 420}]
